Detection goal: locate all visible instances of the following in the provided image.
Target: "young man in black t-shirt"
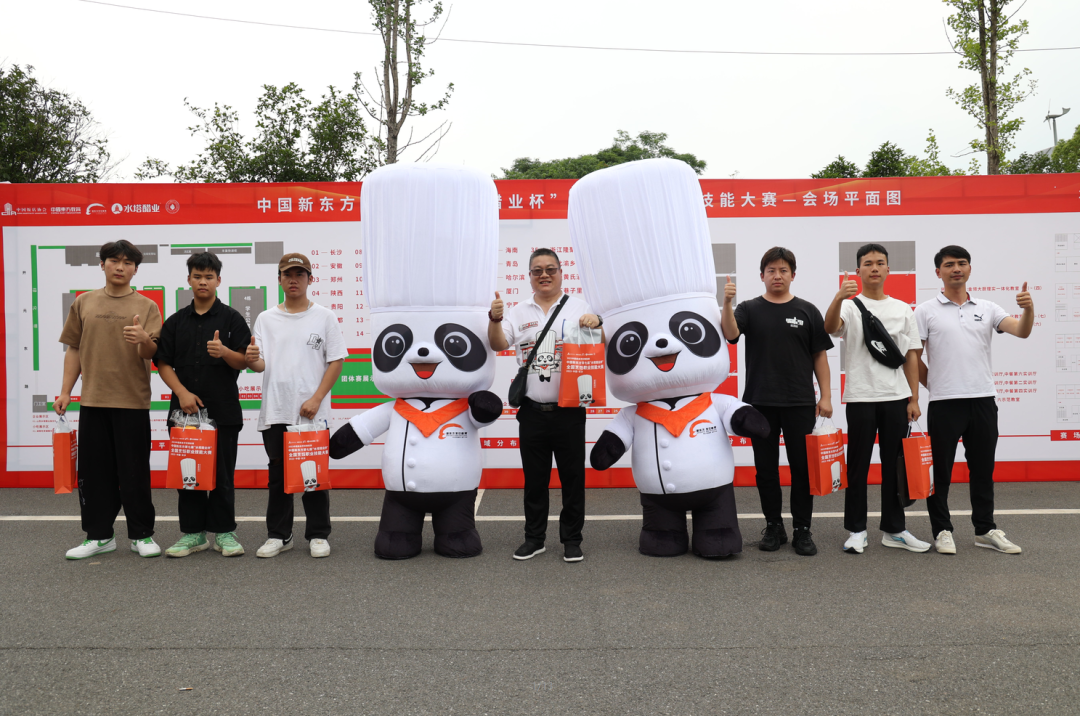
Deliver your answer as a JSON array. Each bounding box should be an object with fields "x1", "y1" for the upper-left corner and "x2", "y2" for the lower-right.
[
  {"x1": 720, "y1": 247, "x2": 833, "y2": 556},
  {"x1": 156, "y1": 252, "x2": 252, "y2": 558}
]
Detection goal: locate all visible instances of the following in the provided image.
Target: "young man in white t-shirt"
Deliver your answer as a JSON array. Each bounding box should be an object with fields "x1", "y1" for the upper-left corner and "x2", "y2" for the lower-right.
[
  {"x1": 824, "y1": 243, "x2": 930, "y2": 555},
  {"x1": 246, "y1": 253, "x2": 347, "y2": 558},
  {"x1": 914, "y1": 245, "x2": 1033, "y2": 555}
]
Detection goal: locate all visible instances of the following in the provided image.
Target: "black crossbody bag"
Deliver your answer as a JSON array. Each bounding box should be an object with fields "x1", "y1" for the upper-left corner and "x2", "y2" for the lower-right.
[
  {"x1": 507, "y1": 294, "x2": 569, "y2": 408},
  {"x1": 851, "y1": 297, "x2": 907, "y2": 369}
]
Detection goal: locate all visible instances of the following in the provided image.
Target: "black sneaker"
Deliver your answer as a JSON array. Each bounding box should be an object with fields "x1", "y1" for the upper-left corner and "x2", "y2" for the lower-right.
[
  {"x1": 758, "y1": 522, "x2": 787, "y2": 552},
  {"x1": 513, "y1": 541, "x2": 546, "y2": 560},
  {"x1": 563, "y1": 544, "x2": 584, "y2": 562},
  {"x1": 792, "y1": 527, "x2": 818, "y2": 556}
]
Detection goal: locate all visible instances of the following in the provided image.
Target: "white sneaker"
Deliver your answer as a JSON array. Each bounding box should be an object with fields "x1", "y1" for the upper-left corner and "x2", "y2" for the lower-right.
[
  {"x1": 256, "y1": 536, "x2": 293, "y2": 558},
  {"x1": 843, "y1": 531, "x2": 868, "y2": 554},
  {"x1": 130, "y1": 537, "x2": 162, "y2": 558},
  {"x1": 935, "y1": 530, "x2": 957, "y2": 555},
  {"x1": 975, "y1": 529, "x2": 1022, "y2": 554},
  {"x1": 882, "y1": 530, "x2": 930, "y2": 553},
  {"x1": 310, "y1": 539, "x2": 330, "y2": 558},
  {"x1": 66, "y1": 536, "x2": 116, "y2": 560}
]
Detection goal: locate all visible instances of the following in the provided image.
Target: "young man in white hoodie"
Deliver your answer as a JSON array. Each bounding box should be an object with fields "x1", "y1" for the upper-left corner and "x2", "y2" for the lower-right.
[{"x1": 824, "y1": 243, "x2": 930, "y2": 554}]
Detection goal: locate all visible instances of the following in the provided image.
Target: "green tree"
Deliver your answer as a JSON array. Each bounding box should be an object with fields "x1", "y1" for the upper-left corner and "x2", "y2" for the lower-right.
[
  {"x1": 136, "y1": 77, "x2": 377, "y2": 182},
  {"x1": 1004, "y1": 124, "x2": 1080, "y2": 174},
  {"x1": 499, "y1": 130, "x2": 706, "y2": 180},
  {"x1": 902, "y1": 130, "x2": 967, "y2": 176},
  {"x1": 811, "y1": 155, "x2": 860, "y2": 179},
  {"x1": 944, "y1": 0, "x2": 1037, "y2": 174},
  {"x1": 0, "y1": 64, "x2": 115, "y2": 182},
  {"x1": 863, "y1": 141, "x2": 910, "y2": 178},
  {"x1": 359, "y1": 0, "x2": 453, "y2": 164}
]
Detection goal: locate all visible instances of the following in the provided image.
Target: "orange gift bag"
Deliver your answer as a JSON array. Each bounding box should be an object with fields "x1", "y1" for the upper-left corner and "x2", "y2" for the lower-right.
[
  {"x1": 284, "y1": 418, "x2": 331, "y2": 494},
  {"x1": 165, "y1": 412, "x2": 217, "y2": 491},
  {"x1": 901, "y1": 420, "x2": 934, "y2": 500},
  {"x1": 558, "y1": 327, "x2": 606, "y2": 409},
  {"x1": 806, "y1": 419, "x2": 847, "y2": 496},
  {"x1": 52, "y1": 417, "x2": 78, "y2": 495}
]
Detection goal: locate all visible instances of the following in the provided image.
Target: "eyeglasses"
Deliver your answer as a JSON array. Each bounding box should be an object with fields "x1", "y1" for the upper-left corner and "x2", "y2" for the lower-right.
[{"x1": 529, "y1": 267, "x2": 560, "y2": 277}]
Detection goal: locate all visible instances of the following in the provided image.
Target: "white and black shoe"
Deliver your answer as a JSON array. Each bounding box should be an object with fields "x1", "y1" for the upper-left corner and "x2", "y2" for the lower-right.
[
  {"x1": 256, "y1": 535, "x2": 294, "y2": 558},
  {"x1": 513, "y1": 541, "x2": 545, "y2": 560}
]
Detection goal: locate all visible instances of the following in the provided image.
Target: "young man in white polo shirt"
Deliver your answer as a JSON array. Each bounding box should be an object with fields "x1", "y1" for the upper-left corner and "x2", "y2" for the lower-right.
[
  {"x1": 246, "y1": 253, "x2": 347, "y2": 558},
  {"x1": 914, "y1": 245, "x2": 1033, "y2": 555},
  {"x1": 824, "y1": 243, "x2": 929, "y2": 554},
  {"x1": 488, "y1": 248, "x2": 602, "y2": 563}
]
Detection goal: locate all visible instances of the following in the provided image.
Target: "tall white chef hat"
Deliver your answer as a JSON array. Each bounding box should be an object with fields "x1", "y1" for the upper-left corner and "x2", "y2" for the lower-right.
[
  {"x1": 568, "y1": 158, "x2": 714, "y2": 318},
  {"x1": 361, "y1": 163, "x2": 498, "y2": 312}
]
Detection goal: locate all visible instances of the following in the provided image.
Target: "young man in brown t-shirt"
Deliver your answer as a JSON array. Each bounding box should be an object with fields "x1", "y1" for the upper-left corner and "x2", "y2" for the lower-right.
[{"x1": 56, "y1": 240, "x2": 163, "y2": 559}]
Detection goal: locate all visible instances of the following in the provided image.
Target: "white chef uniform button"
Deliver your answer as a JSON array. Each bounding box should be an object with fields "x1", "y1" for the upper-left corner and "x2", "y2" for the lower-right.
[
  {"x1": 409, "y1": 437, "x2": 418, "y2": 446},
  {"x1": 406, "y1": 458, "x2": 417, "y2": 468},
  {"x1": 661, "y1": 460, "x2": 672, "y2": 470},
  {"x1": 406, "y1": 481, "x2": 416, "y2": 490},
  {"x1": 665, "y1": 483, "x2": 676, "y2": 492},
  {"x1": 659, "y1": 439, "x2": 670, "y2": 448}
]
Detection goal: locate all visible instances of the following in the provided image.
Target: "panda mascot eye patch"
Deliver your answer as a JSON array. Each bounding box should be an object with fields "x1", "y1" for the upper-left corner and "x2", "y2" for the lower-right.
[
  {"x1": 669, "y1": 311, "x2": 722, "y2": 357},
  {"x1": 374, "y1": 324, "x2": 413, "y2": 372},
  {"x1": 434, "y1": 323, "x2": 486, "y2": 372},
  {"x1": 607, "y1": 321, "x2": 649, "y2": 375}
]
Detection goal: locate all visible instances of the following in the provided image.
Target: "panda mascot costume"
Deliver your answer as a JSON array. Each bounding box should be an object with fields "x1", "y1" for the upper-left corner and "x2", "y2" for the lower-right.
[
  {"x1": 329, "y1": 163, "x2": 502, "y2": 559},
  {"x1": 571, "y1": 158, "x2": 770, "y2": 559}
]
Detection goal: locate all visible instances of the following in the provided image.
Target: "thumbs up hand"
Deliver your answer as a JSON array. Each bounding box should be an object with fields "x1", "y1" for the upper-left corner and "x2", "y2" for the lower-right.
[
  {"x1": 723, "y1": 275, "x2": 737, "y2": 305},
  {"x1": 490, "y1": 291, "x2": 504, "y2": 322},
  {"x1": 245, "y1": 335, "x2": 261, "y2": 365},
  {"x1": 837, "y1": 271, "x2": 859, "y2": 300},
  {"x1": 124, "y1": 314, "x2": 150, "y2": 345},
  {"x1": 207, "y1": 329, "x2": 226, "y2": 358},
  {"x1": 1016, "y1": 281, "x2": 1033, "y2": 310}
]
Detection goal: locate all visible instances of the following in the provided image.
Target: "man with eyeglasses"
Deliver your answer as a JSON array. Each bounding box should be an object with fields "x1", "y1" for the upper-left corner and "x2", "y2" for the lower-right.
[{"x1": 489, "y1": 248, "x2": 602, "y2": 563}]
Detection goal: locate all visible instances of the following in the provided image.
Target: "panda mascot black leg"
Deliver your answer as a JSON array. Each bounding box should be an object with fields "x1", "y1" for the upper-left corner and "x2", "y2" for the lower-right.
[
  {"x1": 688, "y1": 484, "x2": 743, "y2": 559},
  {"x1": 374, "y1": 491, "x2": 425, "y2": 560},
  {"x1": 430, "y1": 489, "x2": 482, "y2": 558},
  {"x1": 638, "y1": 493, "x2": 690, "y2": 557}
]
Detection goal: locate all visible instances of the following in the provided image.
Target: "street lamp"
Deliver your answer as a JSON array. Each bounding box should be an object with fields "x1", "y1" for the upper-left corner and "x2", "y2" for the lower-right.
[{"x1": 1045, "y1": 108, "x2": 1071, "y2": 146}]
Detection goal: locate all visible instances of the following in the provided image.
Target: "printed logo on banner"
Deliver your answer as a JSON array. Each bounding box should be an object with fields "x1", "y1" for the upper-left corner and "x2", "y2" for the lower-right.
[
  {"x1": 438, "y1": 423, "x2": 468, "y2": 440},
  {"x1": 1, "y1": 204, "x2": 14, "y2": 216},
  {"x1": 111, "y1": 203, "x2": 123, "y2": 214},
  {"x1": 86, "y1": 203, "x2": 106, "y2": 215},
  {"x1": 165, "y1": 199, "x2": 180, "y2": 214}
]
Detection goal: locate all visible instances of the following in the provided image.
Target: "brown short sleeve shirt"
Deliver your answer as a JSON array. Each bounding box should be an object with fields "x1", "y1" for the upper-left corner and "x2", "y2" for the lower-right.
[{"x1": 58, "y1": 289, "x2": 163, "y2": 410}]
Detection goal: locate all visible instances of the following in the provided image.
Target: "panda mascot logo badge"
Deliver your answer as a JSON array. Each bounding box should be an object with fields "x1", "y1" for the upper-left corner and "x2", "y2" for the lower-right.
[
  {"x1": 570, "y1": 158, "x2": 770, "y2": 559},
  {"x1": 327, "y1": 163, "x2": 502, "y2": 560}
]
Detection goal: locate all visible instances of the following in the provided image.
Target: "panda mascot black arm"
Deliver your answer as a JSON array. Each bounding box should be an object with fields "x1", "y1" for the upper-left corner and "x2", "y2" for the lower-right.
[
  {"x1": 590, "y1": 431, "x2": 626, "y2": 472},
  {"x1": 729, "y1": 405, "x2": 771, "y2": 440},
  {"x1": 468, "y1": 390, "x2": 503, "y2": 425},
  {"x1": 329, "y1": 423, "x2": 365, "y2": 459}
]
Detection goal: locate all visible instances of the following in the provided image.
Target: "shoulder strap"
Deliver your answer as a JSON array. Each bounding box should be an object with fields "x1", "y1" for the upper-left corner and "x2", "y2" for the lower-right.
[
  {"x1": 520, "y1": 294, "x2": 569, "y2": 371},
  {"x1": 851, "y1": 296, "x2": 868, "y2": 316}
]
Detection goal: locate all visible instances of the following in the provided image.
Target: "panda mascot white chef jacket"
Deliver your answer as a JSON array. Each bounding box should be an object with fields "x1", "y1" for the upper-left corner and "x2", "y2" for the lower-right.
[
  {"x1": 570, "y1": 158, "x2": 770, "y2": 558},
  {"x1": 328, "y1": 163, "x2": 502, "y2": 560}
]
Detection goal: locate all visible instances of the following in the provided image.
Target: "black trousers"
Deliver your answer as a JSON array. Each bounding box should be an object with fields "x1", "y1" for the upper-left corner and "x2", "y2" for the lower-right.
[
  {"x1": 927, "y1": 397, "x2": 999, "y2": 537},
  {"x1": 639, "y1": 485, "x2": 742, "y2": 558},
  {"x1": 177, "y1": 424, "x2": 240, "y2": 534},
  {"x1": 375, "y1": 489, "x2": 481, "y2": 560},
  {"x1": 262, "y1": 424, "x2": 331, "y2": 541},
  {"x1": 516, "y1": 400, "x2": 586, "y2": 545},
  {"x1": 750, "y1": 404, "x2": 816, "y2": 530},
  {"x1": 844, "y1": 399, "x2": 909, "y2": 534},
  {"x1": 77, "y1": 406, "x2": 154, "y2": 541}
]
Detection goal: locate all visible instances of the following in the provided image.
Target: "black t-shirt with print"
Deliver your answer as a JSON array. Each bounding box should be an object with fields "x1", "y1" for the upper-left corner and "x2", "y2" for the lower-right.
[{"x1": 731, "y1": 295, "x2": 833, "y2": 406}]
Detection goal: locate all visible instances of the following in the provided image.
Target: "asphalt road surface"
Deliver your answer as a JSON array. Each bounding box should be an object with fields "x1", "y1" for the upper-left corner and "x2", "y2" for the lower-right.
[{"x1": 2, "y1": 483, "x2": 1078, "y2": 716}]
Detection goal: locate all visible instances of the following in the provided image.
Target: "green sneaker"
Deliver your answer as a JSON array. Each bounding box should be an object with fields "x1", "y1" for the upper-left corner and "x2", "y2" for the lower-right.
[
  {"x1": 214, "y1": 531, "x2": 244, "y2": 557},
  {"x1": 165, "y1": 532, "x2": 209, "y2": 558}
]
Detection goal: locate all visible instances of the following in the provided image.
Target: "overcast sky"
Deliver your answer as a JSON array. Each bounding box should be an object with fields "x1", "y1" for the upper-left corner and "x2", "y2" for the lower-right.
[{"x1": 5, "y1": 0, "x2": 1079, "y2": 181}]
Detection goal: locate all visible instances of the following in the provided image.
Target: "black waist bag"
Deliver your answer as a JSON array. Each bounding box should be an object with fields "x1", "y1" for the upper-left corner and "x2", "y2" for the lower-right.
[{"x1": 851, "y1": 297, "x2": 906, "y2": 369}]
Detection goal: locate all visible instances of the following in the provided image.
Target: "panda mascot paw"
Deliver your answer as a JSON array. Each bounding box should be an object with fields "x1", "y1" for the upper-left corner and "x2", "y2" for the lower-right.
[
  {"x1": 730, "y1": 405, "x2": 770, "y2": 439},
  {"x1": 468, "y1": 390, "x2": 503, "y2": 424},
  {"x1": 590, "y1": 431, "x2": 626, "y2": 471}
]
